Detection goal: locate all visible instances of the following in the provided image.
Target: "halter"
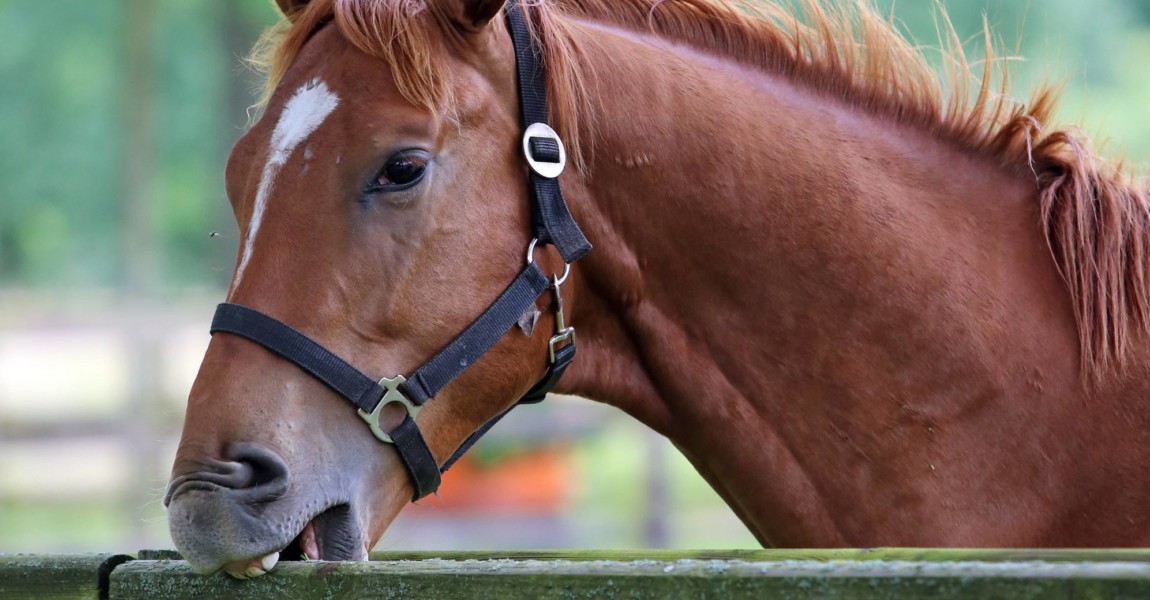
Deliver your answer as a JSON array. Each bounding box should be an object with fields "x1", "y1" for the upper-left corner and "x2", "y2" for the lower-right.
[{"x1": 208, "y1": 3, "x2": 591, "y2": 501}]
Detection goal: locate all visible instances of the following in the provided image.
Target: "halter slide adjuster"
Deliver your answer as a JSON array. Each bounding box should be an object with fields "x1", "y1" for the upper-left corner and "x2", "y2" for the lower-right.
[
  {"x1": 357, "y1": 375, "x2": 421, "y2": 444},
  {"x1": 523, "y1": 122, "x2": 566, "y2": 179}
]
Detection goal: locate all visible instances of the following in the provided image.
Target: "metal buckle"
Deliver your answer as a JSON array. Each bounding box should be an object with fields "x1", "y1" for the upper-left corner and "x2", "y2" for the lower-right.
[
  {"x1": 549, "y1": 328, "x2": 575, "y2": 364},
  {"x1": 522, "y1": 123, "x2": 566, "y2": 179},
  {"x1": 547, "y1": 275, "x2": 575, "y2": 364},
  {"x1": 357, "y1": 375, "x2": 420, "y2": 444}
]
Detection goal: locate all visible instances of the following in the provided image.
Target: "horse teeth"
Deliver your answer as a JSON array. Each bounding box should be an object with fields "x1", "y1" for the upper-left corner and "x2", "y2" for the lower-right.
[
  {"x1": 223, "y1": 552, "x2": 279, "y2": 580},
  {"x1": 223, "y1": 564, "x2": 249, "y2": 579}
]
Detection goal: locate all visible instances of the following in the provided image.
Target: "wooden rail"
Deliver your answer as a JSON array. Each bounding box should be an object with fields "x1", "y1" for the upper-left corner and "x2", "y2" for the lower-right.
[{"x1": 6, "y1": 549, "x2": 1150, "y2": 599}]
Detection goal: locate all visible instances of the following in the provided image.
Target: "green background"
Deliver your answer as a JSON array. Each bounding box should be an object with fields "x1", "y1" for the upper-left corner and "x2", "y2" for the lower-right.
[
  {"x1": 1, "y1": 0, "x2": 1149, "y2": 555},
  {"x1": 2, "y1": 0, "x2": 1150, "y2": 290}
]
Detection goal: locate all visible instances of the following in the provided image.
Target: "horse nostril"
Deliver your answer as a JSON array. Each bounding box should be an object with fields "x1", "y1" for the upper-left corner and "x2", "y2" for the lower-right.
[
  {"x1": 223, "y1": 443, "x2": 290, "y2": 499},
  {"x1": 226, "y1": 443, "x2": 290, "y2": 487},
  {"x1": 166, "y1": 443, "x2": 290, "y2": 506}
]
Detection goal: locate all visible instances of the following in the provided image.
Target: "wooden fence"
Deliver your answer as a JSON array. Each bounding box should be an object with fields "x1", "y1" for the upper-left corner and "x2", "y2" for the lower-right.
[
  {"x1": 6, "y1": 549, "x2": 1150, "y2": 599},
  {"x1": 0, "y1": 299, "x2": 695, "y2": 554}
]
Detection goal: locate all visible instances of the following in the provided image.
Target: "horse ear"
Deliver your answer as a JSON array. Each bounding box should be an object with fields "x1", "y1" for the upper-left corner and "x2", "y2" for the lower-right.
[
  {"x1": 274, "y1": 0, "x2": 311, "y2": 21},
  {"x1": 439, "y1": 0, "x2": 506, "y2": 33}
]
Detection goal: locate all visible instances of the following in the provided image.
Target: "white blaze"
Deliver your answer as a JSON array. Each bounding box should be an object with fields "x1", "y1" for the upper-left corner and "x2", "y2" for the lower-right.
[{"x1": 233, "y1": 78, "x2": 340, "y2": 289}]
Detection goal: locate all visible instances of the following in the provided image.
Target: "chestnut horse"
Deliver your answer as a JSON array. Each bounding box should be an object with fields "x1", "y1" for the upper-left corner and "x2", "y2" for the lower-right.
[{"x1": 165, "y1": 0, "x2": 1150, "y2": 577}]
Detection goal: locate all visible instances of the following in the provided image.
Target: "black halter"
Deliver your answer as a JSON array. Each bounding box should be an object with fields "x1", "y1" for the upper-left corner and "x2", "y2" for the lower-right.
[{"x1": 209, "y1": 3, "x2": 591, "y2": 501}]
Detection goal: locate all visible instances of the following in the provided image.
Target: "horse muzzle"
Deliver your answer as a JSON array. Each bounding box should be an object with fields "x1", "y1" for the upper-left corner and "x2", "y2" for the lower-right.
[{"x1": 164, "y1": 442, "x2": 366, "y2": 575}]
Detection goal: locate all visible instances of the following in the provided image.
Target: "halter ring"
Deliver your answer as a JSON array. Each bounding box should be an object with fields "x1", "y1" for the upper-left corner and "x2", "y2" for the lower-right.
[{"x1": 526, "y1": 238, "x2": 570, "y2": 286}]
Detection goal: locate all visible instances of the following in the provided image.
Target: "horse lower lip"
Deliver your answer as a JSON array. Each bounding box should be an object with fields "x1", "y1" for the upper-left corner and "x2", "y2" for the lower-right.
[
  {"x1": 313, "y1": 504, "x2": 359, "y2": 560},
  {"x1": 283, "y1": 504, "x2": 358, "y2": 562}
]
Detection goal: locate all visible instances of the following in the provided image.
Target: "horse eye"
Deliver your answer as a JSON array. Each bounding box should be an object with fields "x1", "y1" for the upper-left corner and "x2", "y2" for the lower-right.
[{"x1": 372, "y1": 150, "x2": 429, "y2": 191}]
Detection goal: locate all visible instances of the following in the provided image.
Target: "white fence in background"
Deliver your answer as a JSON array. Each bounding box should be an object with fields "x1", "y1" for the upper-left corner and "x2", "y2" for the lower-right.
[
  {"x1": 0, "y1": 296, "x2": 208, "y2": 553},
  {"x1": 0, "y1": 293, "x2": 753, "y2": 554}
]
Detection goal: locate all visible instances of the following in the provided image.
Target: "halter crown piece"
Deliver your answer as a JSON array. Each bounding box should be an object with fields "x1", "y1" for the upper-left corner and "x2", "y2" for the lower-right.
[{"x1": 208, "y1": 2, "x2": 591, "y2": 500}]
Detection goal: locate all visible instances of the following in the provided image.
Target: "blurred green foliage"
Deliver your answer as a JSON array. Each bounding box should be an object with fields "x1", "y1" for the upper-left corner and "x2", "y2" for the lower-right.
[
  {"x1": 2, "y1": 0, "x2": 1149, "y2": 289},
  {"x1": 0, "y1": 0, "x2": 279, "y2": 290}
]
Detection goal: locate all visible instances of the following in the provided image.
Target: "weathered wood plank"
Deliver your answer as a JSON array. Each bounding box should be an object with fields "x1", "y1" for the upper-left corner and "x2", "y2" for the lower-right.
[
  {"x1": 368, "y1": 548, "x2": 1150, "y2": 563},
  {"x1": 109, "y1": 556, "x2": 1150, "y2": 600},
  {"x1": 0, "y1": 553, "x2": 133, "y2": 600},
  {"x1": 139, "y1": 547, "x2": 1150, "y2": 563}
]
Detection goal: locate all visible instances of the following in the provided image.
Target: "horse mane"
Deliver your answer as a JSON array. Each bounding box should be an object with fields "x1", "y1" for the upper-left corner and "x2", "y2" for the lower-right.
[{"x1": 252, "y1": 0, "x2": 1150, "y2": 378}]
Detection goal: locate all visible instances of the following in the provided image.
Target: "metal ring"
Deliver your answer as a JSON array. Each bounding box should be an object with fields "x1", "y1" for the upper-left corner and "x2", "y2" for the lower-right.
[
  {"x1": 526, "y1": 238, "x2": 570, "y2": 286},
  {"x1": 522, "y1": 123, "x2": 566, "y2": 179}
]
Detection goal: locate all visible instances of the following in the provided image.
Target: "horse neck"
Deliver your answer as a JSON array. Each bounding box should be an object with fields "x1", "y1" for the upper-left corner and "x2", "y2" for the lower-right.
[{"x1": 553, "y1": 20, "x2": 1086, "y2": 545}]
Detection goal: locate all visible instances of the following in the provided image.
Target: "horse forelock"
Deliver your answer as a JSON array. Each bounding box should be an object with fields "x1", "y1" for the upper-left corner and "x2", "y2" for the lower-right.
[
  {"x1": 253, "y1": 0, "x2": 449, "y2": 115},
  {"x1": 250, "y1": 0, "x2": 1150, "y2": 376},
  {"x1": 250, "y1": 0, "x2": 594, "y2": 173}
]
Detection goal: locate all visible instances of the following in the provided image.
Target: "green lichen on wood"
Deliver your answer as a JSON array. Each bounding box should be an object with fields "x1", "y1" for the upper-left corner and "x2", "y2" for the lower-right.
[
  {"x1": 108, "y1": 555, "x2": 1150, "y2": 600},
  {"x1": 366, "y1": 548, "x2": 1150, "y2": 564},
  {"x1": 12, "y1": 550, "x2": 1150, "y2": 599}
]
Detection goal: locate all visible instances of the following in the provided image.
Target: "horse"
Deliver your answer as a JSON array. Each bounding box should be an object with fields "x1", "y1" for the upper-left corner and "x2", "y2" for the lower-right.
[{"x1": 164, "y1": 0, "x2": 1150, "y2": 578}]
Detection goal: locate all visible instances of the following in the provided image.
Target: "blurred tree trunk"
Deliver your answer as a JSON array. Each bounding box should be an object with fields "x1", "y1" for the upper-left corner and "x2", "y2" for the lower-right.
[
  {"x1": 209, "y1": 1, "x2": 265, "y2": 282},
  {"x1": 644, "y1": 428, "x2": 670, "y2": 548},
  {"x1": 223, "y1": 2, "x2": 263, "y2": 141},
  {"x1": 122, "y1": 0, "x2": 158, "y2": 295},
  {"x1": 121, "y1": 0, "x2": 161, "y2": 552}
]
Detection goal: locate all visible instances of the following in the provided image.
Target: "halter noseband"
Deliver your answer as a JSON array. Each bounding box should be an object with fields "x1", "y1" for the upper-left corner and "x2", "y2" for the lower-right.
[{"x1": 208, "y1": 3, "x2": 591, "y2": 501}]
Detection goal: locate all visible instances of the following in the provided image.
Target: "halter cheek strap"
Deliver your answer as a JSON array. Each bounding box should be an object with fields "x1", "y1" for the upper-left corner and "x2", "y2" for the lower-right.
[
  {"x1": 507, "y1": 2, "x2": 591, "y2": 263},
  {"x1": 208, "y1": 2, "x2": 590, "y2": 501}
]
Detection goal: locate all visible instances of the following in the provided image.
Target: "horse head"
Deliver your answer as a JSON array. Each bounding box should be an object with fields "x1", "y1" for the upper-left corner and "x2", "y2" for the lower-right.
[{"x1": 164, "y1": 0, "x2": 579, "y2": 575}]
